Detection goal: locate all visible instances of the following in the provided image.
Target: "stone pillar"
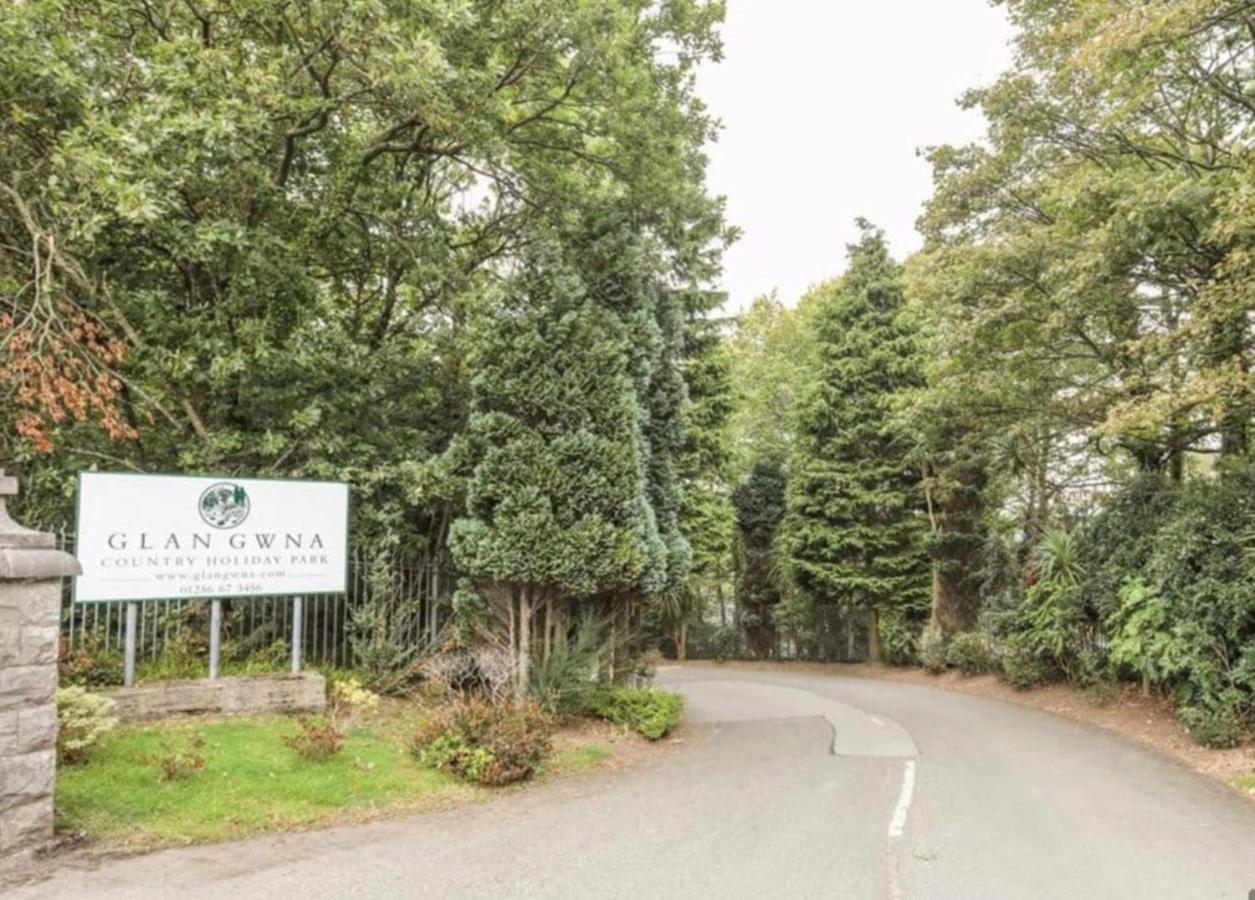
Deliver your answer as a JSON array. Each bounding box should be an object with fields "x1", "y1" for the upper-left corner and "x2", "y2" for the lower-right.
[{"x1": 0, "y1": 471, "x2": 79, "y2": 860}]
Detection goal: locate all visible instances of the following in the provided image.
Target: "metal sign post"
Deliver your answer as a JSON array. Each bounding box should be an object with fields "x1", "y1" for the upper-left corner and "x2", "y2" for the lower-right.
[
  {"x1": 290, "y1": 596, "x2": 303, "y2": 673},
  {"x1": 123, "y1": 601, "x2": 138, "y2": 687},
  {"x1": 209, "y1": 599, "x2": 222, "y2": 679}
]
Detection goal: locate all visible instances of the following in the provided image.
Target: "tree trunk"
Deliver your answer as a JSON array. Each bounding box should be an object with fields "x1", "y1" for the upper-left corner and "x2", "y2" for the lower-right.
[
  {"x1": 866, "y1": 607, "x2": 883, "y2": 665},
  {"x1": 543, "y1": 596, "x2": 552, "y2": 664},
  {"x1": 607, "y1": 596, "x2": 617, "y2": 683},
  {"x1": 676, "y1": 622, "x2": 688, "y2": 661},
  {"x1": 516, "y1": 587, "x2": 531, "y2": 701}
]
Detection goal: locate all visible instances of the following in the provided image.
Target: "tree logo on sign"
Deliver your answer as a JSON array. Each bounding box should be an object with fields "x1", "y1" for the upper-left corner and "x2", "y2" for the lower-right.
[{"x1": 199, "y1": 482, "x2": 250, "y2": 529}]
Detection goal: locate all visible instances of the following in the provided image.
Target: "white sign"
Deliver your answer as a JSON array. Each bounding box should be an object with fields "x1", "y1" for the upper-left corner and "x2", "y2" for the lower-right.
[{"x1": 74, "y1": 472, "x2": 349, "y2": 603}]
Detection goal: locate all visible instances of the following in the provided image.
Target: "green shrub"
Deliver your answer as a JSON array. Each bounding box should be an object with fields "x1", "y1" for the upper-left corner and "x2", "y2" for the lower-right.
[
  {"x1": 56, "y1": 687, "x2": 118, "y2": 764},
  {"x1": 284, "y1": 716, "x2": 346, "y2": 761},
  {"x1": 944, "y1": 632, "x2": 999, "y2": 674},
  {"x1": 587, "y1": 686, "x2": 683, "y2": 740},
  {"x1": 878, "y1": 605, "x2": 925, "y2": 666},
  {"x1": 410, "y1": 698, "x2": 552, "y2": 785},
  {"x1": 918, "y1": 623, "x2": 947, "y2": 674},
  {"x1": 1180, "y1": 695, "x2": 1249, "y2": 749},
  {"x1": 999, "y1": 636, "x2": 1053, "y2": 690},
  {"x1": 528, "y1": 615, "x2": 607, "y2": 715},
  {"x1": 156, "y1": 734, "x2": 206, "y2": 781},
  {"x1": 328, "y1": 677, "x2": 380, "y2": 718},
  {"x1": 59, "y1": 634, "x2": 124, "y2": 687}
]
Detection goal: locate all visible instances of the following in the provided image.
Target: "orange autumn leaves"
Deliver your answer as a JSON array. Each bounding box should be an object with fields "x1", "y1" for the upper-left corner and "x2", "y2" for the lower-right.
[{"x1": 1, "y1": 308, "x2": 136, "y2": 452}]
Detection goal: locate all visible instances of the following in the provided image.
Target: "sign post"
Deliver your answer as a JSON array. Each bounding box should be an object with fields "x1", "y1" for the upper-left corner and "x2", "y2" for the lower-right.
[
  {"x1": 291, "y1": 596, "x2": 303, "y2": 673},
  {"x1": 123, "y1": 601, "x2": 138, "y2": 687},
  {"x1": 73, "y1": 473, "x2": 349, "y2": 679},
  {"x1": 208, "y1": 599, "x2": 222, "y2": 679}
]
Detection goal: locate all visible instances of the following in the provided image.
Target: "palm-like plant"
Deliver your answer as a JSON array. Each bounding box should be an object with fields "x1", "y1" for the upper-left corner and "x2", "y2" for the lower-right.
[{"x1": 1033, "y1": 529, "x2": 1085, "y2": 587}]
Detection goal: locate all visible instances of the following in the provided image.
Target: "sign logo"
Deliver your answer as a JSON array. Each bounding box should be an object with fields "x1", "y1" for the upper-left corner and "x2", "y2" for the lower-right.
[{"x1": 198, "y1": 482, "x2": 251, "y2": 529}]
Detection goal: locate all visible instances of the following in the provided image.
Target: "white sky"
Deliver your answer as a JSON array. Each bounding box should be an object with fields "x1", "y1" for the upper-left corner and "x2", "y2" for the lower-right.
[{"x1": 700, "y1": 1, "x2": 1016, "y2": 311}]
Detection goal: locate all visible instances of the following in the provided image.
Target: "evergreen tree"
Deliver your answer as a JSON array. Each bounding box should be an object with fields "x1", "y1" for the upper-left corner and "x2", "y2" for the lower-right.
[
  {"x1": 783, "y1": 222, "x2": 929, "y2": 663},
  {"x1": 678, "y1": 293, "x2": 735, "y2": 594},
  {"x1": 448, "y1": 242, "x2": 657, "y2": 692},
  {"x1": 733, "y1": 459, "x2": 788, "y2": 658}
]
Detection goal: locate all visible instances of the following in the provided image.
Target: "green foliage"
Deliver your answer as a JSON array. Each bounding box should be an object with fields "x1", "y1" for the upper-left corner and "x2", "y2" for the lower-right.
[
  {"x1": 733, "y1": 459, "x2": 788, "y2": 657},
  {"x1": 945, "y1": 632, "x2": 1000, "y2": 675},
  {"x1": 348, "y1": 562, "x2": 440, "y2": 695},
  {"x1": 688, "y1": 621, "x2": 743, "y2": 660},
  {"x1": 56, "y1": 687, "x2": 118, "y2": 764},
  {"x1": 726, "y1": 295, "x2": 821, "y2": 480},
  {"x1": 155, "y1": 735, "x2": 206, "y2": 782},
  {"x1": 284, "y1": 716, "x2": 346, "y2": 762},
  {"x1": 1106, "y1": 579, "x2": 1181, "y2": 688},
  {"x1": 587, "y1": 686, "x2": 684, "y2": 740},
  {"x1": 528, "y1": 616, "x2": 608, "y2": 716},
  {"x1": 3, "y1": 0, "x2": 729, "y2": 585},
  {"x1": 877, "y1": 605, "x2": 923, "y2": 666},
  {"x1": 448, "y1": 232, "x2": 660, "y2": 603},
  {"x1": 328, "y1": 678, "x2": 381, "y2": 719},
  {"x1": 1180, "y1": 696, "x2": 1249, "y2": 750},
  {"x1": 59, "y1": 633, "x2": 124, "y2": 688},
  {"x1": 410, "y1": 699, "x2": 553, "y2": 785},
  {"x1": 919, "y1": 623, "x2": 948, "y2": 674},
  {"x1": 783, "y1": 223, "x2": 930, "y2": 659},
  {"x1": 999, "y1": 636, "x2": 1055, "y2": 691},
  {"x1": 1032, "y1": 531, "x2": 1085, "y2": 590}
]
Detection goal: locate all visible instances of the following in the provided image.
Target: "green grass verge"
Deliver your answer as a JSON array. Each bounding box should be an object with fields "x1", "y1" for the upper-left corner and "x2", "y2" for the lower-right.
[
  {"x1": 57, "y1": 715, "x2": 469, "y2": 846},
  {"x1": 544, "y1": 742, "x2": 613, "y2": 776},
  {"x1": 1235, "y1": 773, "x2": 1255, "y2": 795}
]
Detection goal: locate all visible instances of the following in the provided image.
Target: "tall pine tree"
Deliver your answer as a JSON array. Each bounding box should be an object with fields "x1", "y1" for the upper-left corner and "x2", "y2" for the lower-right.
[
  {"x1": 783, "y1": 222, "x2": 929, "y2": 663},
  {"x1": 733, "y1": 459, "x2": 787, "y2": 658},
  {"x1": 447, "y1": 239, "x2": 658, "y2": 693}
]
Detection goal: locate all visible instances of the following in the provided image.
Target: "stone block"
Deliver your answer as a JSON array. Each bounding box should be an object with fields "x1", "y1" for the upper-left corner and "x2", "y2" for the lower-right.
[
  {"x1": 0, "y1": 710, "x2": 16, "y2": 756},
  {"x1": 0, "y1": 749, "x2": 55, "y2": 807},
  {"x1": 0, "y1": 795, "x2": 53, "y2": 855},
  {"x1": 0, "y1": 547, "x2": 80, "y2": 581},
  {"x1": 16, "y1": 705, "x2": 56, "y2": 755},
  {"x1": 19, "y1": 626, "x2": 58, "y2": 666},
  {"x1": 0, "y1": 665, "x2": 57, "y2": 711},
  {"x1": 0, "y1": 630, "x2": 17, "y2": 667},
  {"x1": 0, "y1": 581, "x2": 60, "y2": 628},
  {"x1": 104, "y1": 672, "x2": 325, "y2": 721}
]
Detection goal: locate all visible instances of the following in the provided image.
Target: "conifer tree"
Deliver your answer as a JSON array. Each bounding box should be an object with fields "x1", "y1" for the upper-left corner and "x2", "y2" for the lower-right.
[
  {"x1": 783, "y1": 222, "x2": 929, "y2": 663},
  {"x1": 733, "y1": 459, "x2": 787, "y2": 657},
  {"x1": 448, "y1": 242, "x2": 657, "y2": 692}
]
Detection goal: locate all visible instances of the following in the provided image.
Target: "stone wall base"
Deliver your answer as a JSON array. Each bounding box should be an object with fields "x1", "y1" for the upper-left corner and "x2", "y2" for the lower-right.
[{"x1": 102, "y1": 673, "x2": 325, "y2": 721}]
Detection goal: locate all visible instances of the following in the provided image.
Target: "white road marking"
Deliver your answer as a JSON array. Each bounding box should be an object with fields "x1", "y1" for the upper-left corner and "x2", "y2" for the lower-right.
[
  {"x1": 888, "y1": 760, "x2": 916, "y2": 839},
  {"x1": 870, "y1": 715, "x2": 887, "y2": 726}
]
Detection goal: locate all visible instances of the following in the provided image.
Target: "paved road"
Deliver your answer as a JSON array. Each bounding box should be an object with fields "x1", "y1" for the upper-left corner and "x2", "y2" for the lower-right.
[{"x1": 12, "y1": 665, "x2": 1255, "y2": 899}]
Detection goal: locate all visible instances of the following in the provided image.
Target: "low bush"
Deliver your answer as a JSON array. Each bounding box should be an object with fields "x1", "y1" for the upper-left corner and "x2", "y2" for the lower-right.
[
  {"x1": 410, "y1": 698, "x2": 552, "y2": 785},
  {"x1": 918, "y1": 623, "x2": 948, "y2": 674},
  {"x1": 1180, "y1": 695, "x2": 1249, "y2": 749},
  {"x1": 999, "y1": 636, "x2": 1054, "y2": 690},
  {"x1": 328, "y1": 677, "x2": 380, "y2": 718},
  {"x1": 587, "y1": 686, "x2": 683, "y2": 740},
  {"x1": 59, "y1": 634, "x2": 124, "y2": 688},
  {"x1": 945, "y1": 632, "x2": 1000, "y2": 675},
  {"x1": 56, "y1": 687, "x2": 119, "y2": 764},
  {"x1": 284, "y1": 716, "x2": 346, "y2": 761},
  {"x1": 528, "y1": 616, "x2": 607, "y2": 716},
  {"x1": 156, "y1": 734, "x2": 206, "y2": 781}
]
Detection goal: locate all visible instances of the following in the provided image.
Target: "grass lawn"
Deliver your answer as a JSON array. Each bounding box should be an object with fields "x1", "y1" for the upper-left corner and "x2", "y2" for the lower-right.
[
  {"x1": 57, "y1": 707, "x2": 617, "y2": 848},
  {"x1": 1236, "y1": 772, "x2": 1255, "y2": 795}
]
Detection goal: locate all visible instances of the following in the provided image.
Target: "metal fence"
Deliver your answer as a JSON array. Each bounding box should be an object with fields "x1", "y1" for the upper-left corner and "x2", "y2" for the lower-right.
[{"x1": 53, "y1": 527, "x2": 454, "y2": 671}]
